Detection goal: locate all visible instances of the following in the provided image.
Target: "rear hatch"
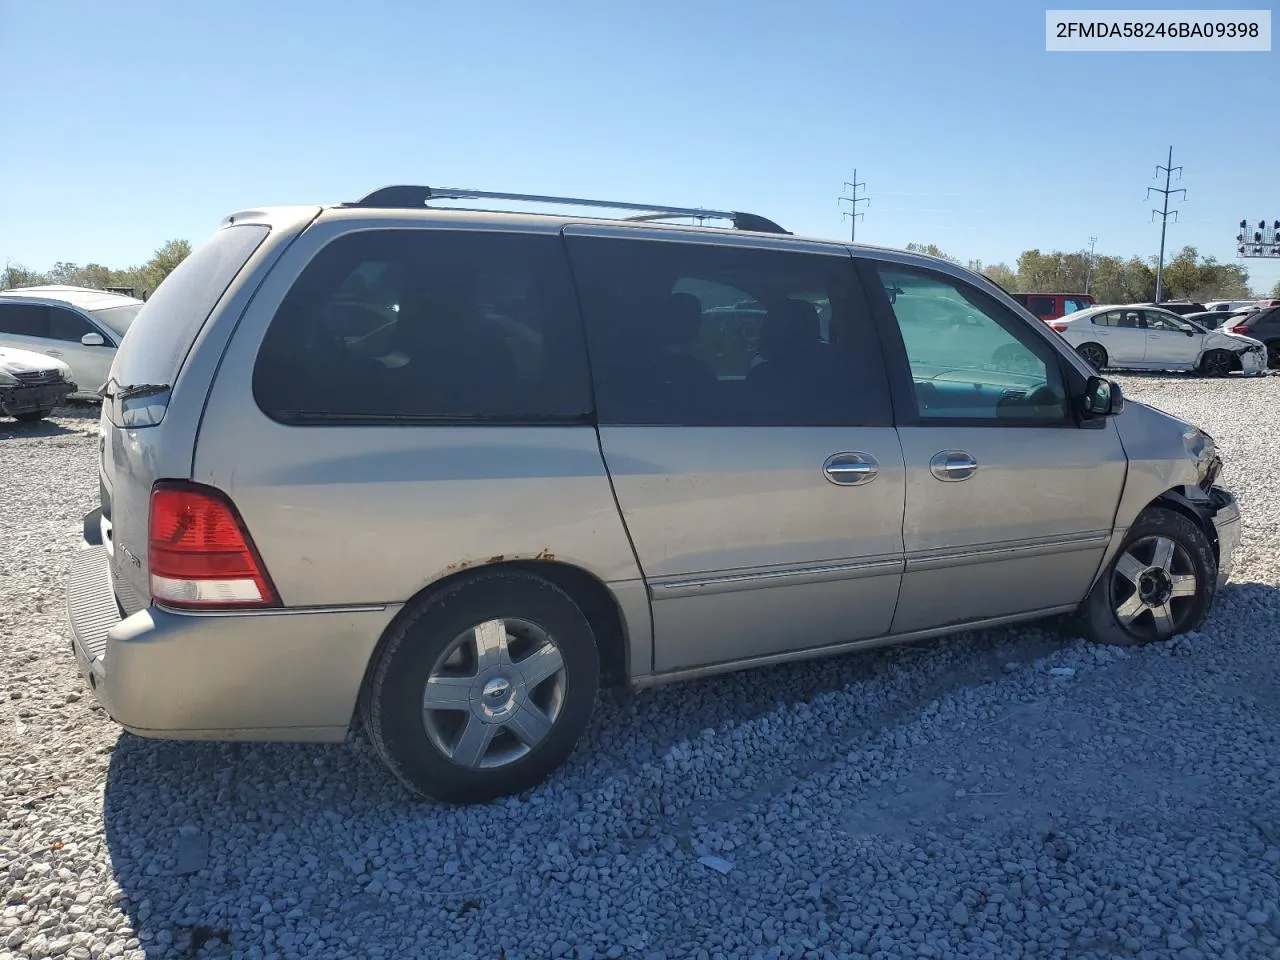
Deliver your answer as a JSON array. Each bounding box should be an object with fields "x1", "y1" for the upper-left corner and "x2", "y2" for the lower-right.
[{"x1": 99, "y1": 208, "x2": 320, "y2": 614}]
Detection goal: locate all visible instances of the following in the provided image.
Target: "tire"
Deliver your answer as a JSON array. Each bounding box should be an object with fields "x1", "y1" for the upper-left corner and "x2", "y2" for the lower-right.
[
  {"x1": 1077, "y1": 343, "x2": 1107, "y2": 371},
  {"x1": 1266, "y1": 341, "x2": 1280, "y2": 370},
  {"x1": 361, "y1": 569, "x2": 599, "y2": 803},
  {"x1": 1199, "y1": 349, "x2": 1233, "y2": 377},
  {"x1": 12, "y1": 408, "x2": 53, "y2": 422},
  {"x1": 1079, "y1": 507, "x2": 1216, "y2": 646}
]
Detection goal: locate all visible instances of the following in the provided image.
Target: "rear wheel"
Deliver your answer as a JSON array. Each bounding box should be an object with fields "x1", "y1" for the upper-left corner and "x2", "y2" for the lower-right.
[
  {"x1": 1199, "y1": 349, "x2": 1234, "y2": 377},
  {"x1": 361, "y1": 569, "x2": 599, "y2": 803},
  {"x1": 1267, "y1": 341, "x2": 1280, "y2": 369},
  {"x1": 1077, "y1": 343, "x2": 1107, "y2": 370},
  {"x1": 1080, "y1": 508, "x2": 1216, "y2": 646},
  {"x1": 11, "y1": 409, "x2": 53, "y2": 422}
]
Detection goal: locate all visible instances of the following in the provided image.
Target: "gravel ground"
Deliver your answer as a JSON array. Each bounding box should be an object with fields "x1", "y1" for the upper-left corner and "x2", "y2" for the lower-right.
[{"x1": 2, "y1": 376, "x2": 1279, "y2": 960}]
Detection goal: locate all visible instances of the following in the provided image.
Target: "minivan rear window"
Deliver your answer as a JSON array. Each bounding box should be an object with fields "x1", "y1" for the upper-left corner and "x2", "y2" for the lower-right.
[
  {"x1": 110, "y1": 224, "x2": 269, "y2": 389},
  {"x1": 252, "y1": 229, "x2": 593, "y2": 424}
]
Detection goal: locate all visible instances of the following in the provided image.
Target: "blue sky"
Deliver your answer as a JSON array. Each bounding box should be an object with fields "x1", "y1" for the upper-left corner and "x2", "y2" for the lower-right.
[{"x1": 2, "y1": 0, "x2": 1277, "y2": 292}]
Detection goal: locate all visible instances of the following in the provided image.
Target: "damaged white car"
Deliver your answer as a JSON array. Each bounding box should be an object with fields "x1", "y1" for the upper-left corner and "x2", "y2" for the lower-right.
[
  {"x1": 0, "y1": 346, "x2": 75, "y2": 421},
  {"x1": 1051, "y1": 304, "x2": 1267, "y2": 377}
]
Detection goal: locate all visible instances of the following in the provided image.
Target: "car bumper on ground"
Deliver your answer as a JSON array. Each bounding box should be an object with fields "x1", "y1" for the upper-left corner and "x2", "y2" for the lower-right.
[
  {"x1": 1208, "y1": 486, "x2": 1241, "y2": 591},
  {"x1": 0, "y1": 381, "x2": 74, "y2": 415},
  {"x1": 66, "y1": 528, "x2": 401, "y2": 743}
]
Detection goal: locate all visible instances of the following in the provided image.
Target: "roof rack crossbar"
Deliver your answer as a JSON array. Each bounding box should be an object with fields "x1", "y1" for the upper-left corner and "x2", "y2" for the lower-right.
[{"x1": 348, "y1": 185, "x2": 788, "y2": 234}]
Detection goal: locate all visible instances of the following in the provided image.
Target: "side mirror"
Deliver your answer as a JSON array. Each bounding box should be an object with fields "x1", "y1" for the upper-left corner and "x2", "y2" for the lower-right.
[
  {"x1": 1082, "y1": 376, "x2": 1124, "y2": 418},
  {"x1": 81, "y1": 332, "x2": 106, "y2": 347},
  {"x1": 1186, "y1": 329, "x2": 1195, "y2": 337}
]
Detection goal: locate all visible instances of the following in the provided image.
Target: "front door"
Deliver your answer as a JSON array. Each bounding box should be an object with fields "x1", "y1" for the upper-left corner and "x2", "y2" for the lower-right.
[
  {"x1": 861, "y1": 260, "x2": 1128, "y2": 635},
  {"x1": 565, "y1": 228, "x2": 906, "y2": 674},
  {"x1": 1141, "y1": 309, "x2": 1204, "y2": 367},
  {"x1": 45, "y1": 306, "x2": 115, "y2": 394}
]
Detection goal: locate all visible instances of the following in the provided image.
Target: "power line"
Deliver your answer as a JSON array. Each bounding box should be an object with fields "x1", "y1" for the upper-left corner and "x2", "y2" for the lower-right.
[
  {"x1": 839, "y1": 171, "x2": 869, "y2": 242},
  {"x1": 1145, "y1": 146, "x2": 1185, "y2": 303}
]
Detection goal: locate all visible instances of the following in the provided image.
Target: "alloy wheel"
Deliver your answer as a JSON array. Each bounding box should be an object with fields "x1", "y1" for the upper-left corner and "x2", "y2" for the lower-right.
[
  {"x1": 421, "y1": 618, "x2": 567, "y2": 769},
  {"x1": 1110, "y1": 535, "x2": 1199, "y2": 641}
]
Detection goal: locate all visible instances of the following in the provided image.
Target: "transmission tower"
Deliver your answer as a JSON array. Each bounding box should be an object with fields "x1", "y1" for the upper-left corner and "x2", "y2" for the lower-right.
[
  {"x1": 1145, "y1": 147, "x2": 1185, "y2": 303},
  {"x1": 839, "y1": 171, "x2": 869, "y2": 242},
  {"x1": 1084, "y1": 236, "x2": 1097, "y2": 294}
]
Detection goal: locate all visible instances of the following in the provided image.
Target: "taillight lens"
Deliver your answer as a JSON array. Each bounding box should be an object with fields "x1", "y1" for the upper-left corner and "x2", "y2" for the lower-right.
[
  {"x1": 1049, "y1": 322, "x2": 1069, "y2": 333},
  {"x1": 1226, "y1": 324, "x2": 1247, "y2": 335},
  {"x1": 148, "y1": 481, "x2": 278, "y2": 609}
]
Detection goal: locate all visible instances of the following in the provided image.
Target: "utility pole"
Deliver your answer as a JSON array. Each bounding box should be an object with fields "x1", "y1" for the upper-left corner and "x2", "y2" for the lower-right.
[
  {"x1": 1145, "y1": 146, "x2": 1185, "y2": 303},
  {"x1": 839, "y1": 171, "x2": 869, "y2": 242},
  {"x1": 1084, "y1": 236, "x2": 1097, "y2": 294}
]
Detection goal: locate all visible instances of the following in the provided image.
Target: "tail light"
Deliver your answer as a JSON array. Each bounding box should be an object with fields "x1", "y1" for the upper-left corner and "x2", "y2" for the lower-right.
[
  {"x1": 1049, "y1": 321, "x2": 1069, "y2": 333},
  {"x1": 148, "y1": 481, "x2": 278, "y2": 609},
  {"x1": 1226, "y1": 324, "x2": 1247, "y2": 335}
]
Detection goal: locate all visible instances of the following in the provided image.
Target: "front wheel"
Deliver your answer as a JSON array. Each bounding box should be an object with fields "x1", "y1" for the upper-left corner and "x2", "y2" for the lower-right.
[
  {"x1": 1079, "y1": 508, "x2": 1216, "y2": 646},
  {"x1": 1199, "y1": 349, "x2": 1234, "y2": 377},
  {"x1": 1077, "y1": 343, "x2": 1107, "y2": 371},
  {"x1": 361, "y1": 569, "x2": 599, "y2": 803},
  {"x1": 12, "y1": 408, "x2": 53, "y2": 422}
]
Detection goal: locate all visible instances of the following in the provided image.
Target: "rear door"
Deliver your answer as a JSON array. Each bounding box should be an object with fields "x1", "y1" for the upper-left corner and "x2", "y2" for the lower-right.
[
  {"x1": 861, "y1": 259, "x2": 1127, "y2": 634},
  {"x1": 0, "y1": 302, "x2": 53, "y2": 356},
  {"x1": 1141, "y1": 309, "x2": 1203, "y2": 366},
  {"x1": 1088, "y1": 309, "x2": 1148, "y2": 363},
  {"x1": 566, "y1": 227, "x2": 906, "y2": 674}
]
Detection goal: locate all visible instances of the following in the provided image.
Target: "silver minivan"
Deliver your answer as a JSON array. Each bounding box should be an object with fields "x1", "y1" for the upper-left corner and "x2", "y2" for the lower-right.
[{"x1": 66, "y1": 186, "x2": 1241, "y2": 803}]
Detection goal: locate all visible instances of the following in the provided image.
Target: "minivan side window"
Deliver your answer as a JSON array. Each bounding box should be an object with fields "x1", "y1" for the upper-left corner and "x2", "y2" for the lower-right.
[
  {"x1": 47, "y1": 308, "x2": 94, "y2": 342},
  {"x1": 872, "y1": 265, "x2": 1070, "y2": 424},
  {"x1": 0, "y1": 303, "x2": 49, "y2": 337},
  {"x1": 254, "y1": 230, "x2": 593, "y2": 423},
  {"x1": 1028, "y1": 296, "x2": 1055, "y2": 317},
  {"x1": 565, "y1": 235, "x2": 891, "y2": 427}
]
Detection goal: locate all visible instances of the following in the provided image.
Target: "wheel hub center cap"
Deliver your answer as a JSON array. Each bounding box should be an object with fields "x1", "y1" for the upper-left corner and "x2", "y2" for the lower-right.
[
  {"x1": 1139, "y1": 569, "x2": 1172, "y2": 605},
  {"x1": 476, "y1": 675, "x2": 518, "y2": 721}
]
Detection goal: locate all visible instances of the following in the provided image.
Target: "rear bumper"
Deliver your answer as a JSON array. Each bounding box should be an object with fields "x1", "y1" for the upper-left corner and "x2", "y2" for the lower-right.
[
  {"x1": 0, "y1": 381, "x2": 74, "y2": 415},
  {"x1": 66, "y1": 539, "x2": 401, "y2": 742},
  {"x1": 1208, "y1": 486, "x2": 1241, "y2": 591}
]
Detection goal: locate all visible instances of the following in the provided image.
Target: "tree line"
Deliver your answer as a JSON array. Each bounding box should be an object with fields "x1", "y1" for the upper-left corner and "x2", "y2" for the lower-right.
[
  {"x1": 1, "y1": 239, "x2": 192, "y2": 300},
  {"x1": 905, "y1": 243, "x2": 1279, "y2": 303}
]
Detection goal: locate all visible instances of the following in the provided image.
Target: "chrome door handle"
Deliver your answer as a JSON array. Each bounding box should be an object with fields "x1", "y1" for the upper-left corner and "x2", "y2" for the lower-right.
[
  {"x1": 929, "y1": 450, "x2": 978, "y2": 482},
  {"x1": 823, "y1": 452, "x2": 879, "y2": 486},
  {"x1": 46, "y1": 349, "x2": 63, "y2": 356}
]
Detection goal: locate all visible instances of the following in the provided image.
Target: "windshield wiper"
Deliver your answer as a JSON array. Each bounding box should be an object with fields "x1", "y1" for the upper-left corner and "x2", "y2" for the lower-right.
[{"x1": 105, "y1": 382, "x2": 171, "y2": 401}]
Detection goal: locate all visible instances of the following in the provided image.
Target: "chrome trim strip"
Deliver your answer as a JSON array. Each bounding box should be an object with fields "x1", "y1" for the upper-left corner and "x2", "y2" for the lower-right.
[
  {"x1": 630, "y1": 604, "x2": 1080, "y2": 688},
  {"x1": 650, "y1": 556, "x2": 904, "y2": 599},
  {"x1": 905, "y1": 532, "x2": 1110, "y2": 573},
  {"x1": 154, "y1": 602, "x2": 389, "y2": 619}
]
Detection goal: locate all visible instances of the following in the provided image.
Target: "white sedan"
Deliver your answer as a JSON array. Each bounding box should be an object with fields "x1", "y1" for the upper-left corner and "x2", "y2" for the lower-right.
[{"x1": 1050, "y1": 305, "x2": 1267, "y2": 377}]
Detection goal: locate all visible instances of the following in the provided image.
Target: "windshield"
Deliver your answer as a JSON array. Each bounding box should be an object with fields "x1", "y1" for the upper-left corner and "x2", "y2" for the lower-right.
[{"x1": 90, "y1": 303, "x2": 143, "y2": 337}]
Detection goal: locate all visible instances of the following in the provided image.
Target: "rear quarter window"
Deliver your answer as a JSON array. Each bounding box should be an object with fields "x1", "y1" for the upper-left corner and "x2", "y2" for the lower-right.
[
  {"x1": 111, "y1": 224, "x2": 269, "y2": 388},
  {"x1": 252, "y1": 229, "x2": 593, "y2": 423}
]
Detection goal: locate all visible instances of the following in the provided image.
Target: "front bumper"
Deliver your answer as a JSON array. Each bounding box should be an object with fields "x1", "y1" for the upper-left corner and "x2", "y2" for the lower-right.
[
  {"x1": 1208, "y1": 486, "x2": 1241, "y2": 591},
  {"x1": 0, "y1": 381, "x2": 74, "y2": 415},
  {"x1": 66, "y1": 533, "x2": 400, "y2": 742},
  {"x1": 1238, "y1": 346, "x2": 1267, "y2": 376}
]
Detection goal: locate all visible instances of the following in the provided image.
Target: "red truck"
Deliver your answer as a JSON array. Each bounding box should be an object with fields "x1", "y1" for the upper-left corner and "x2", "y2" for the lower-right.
[{"x1": 1010, "y1": 292, "x2": 1095, "y2": 322}]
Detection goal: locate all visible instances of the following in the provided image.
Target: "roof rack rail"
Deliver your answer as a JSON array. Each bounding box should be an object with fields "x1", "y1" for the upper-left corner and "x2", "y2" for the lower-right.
[{"x1": 347, "y1": 185, "x2": 789, "y2": 235}]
